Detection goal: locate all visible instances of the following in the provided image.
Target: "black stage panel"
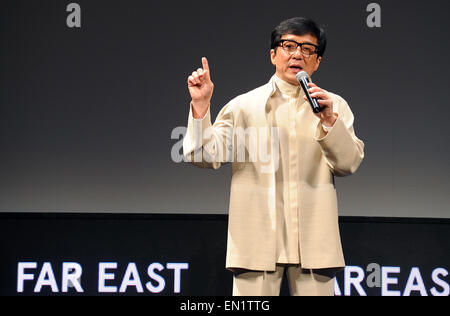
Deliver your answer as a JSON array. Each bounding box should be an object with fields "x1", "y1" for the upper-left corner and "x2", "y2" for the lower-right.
[{"x1": 0, "y1": 213, "x2": 448, "y2": 296}]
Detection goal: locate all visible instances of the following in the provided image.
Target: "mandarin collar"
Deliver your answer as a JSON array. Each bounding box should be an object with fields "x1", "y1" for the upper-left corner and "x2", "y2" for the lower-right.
[{"x1": 273, "y1": 74, "x2": 300, "y2": 97}]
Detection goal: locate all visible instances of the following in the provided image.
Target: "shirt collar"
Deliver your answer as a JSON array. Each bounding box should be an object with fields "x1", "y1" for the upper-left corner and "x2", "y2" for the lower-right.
[{"x1": 272, "y1": 74, "x2": 300, "y2": 97}]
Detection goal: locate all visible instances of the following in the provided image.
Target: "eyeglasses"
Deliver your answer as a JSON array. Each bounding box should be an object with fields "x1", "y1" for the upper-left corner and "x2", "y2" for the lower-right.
[{"x1": 278, "y1": 40, "x2": 319, "y2": 57}]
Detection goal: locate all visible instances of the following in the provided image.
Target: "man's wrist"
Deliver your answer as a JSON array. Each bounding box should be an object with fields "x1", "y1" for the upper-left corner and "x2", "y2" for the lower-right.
[
  {"x1": 191, "y1": 101, "x2": 210, "y2": 119},
  {"x1": 321, "y1": 113, "x2": 338, "y2": 128}
]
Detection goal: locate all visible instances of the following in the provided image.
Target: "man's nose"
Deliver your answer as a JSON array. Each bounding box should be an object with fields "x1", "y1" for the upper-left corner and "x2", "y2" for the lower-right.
[{"x1": 292, "y1": 47, "x2": 304, "y2": 59}]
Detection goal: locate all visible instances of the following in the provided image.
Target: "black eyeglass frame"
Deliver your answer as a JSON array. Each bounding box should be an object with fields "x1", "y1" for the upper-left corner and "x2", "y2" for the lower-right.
[{"x1": 277, "y1": 39, "x2": 319, "y2": 57}]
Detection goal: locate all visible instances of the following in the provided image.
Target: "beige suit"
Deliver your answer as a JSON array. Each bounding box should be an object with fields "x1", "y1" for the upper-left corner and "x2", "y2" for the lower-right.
[{"x1": 183, "y1": 75, "x2": 364, "y2": 272}]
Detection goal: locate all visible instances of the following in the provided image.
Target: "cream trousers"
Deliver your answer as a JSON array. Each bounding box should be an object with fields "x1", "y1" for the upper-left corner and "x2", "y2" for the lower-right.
[{"x1": 232, "y1": 265, "x2": 337, "y2": 296}]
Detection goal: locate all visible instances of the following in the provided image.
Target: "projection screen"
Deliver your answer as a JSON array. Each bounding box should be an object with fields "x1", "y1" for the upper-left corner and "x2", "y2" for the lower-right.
[{"x1": 1, "y1": 0, "x2": 449, "y2": 218}]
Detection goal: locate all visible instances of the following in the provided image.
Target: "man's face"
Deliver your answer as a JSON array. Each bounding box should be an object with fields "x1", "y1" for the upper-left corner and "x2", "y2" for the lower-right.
[{"x1": 270, "y1": 33, "x2": 322, "y2": 85}]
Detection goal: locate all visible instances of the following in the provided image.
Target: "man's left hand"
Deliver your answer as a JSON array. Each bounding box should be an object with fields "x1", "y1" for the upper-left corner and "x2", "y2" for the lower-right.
[{"x1": 304, "y1": 82, "x2": 338, "y2": 127}]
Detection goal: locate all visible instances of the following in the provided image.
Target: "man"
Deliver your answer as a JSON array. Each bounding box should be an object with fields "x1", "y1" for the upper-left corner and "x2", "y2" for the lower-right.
[{"x1": 183, "y1": 17, "x2": 364, "y2": 296}]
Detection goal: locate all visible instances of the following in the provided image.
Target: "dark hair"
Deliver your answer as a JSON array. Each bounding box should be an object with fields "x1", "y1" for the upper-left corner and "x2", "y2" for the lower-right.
[{"x1": 271, "y1": 17, "x2": 327, "y2": 57}]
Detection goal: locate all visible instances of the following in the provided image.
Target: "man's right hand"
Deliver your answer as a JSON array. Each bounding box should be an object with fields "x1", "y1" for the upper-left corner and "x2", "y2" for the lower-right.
[{"x1": 187, "y1": 57, "x2": 214, "y2": 118}]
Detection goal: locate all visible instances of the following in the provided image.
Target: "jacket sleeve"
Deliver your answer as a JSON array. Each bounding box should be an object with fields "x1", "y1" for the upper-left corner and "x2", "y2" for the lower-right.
[
  {"x1": 315, "y1": 95, "x2": 365, "y2": 177},
  {"x1": 182, "y1": 102, "x2": 234, "y2": 169}
]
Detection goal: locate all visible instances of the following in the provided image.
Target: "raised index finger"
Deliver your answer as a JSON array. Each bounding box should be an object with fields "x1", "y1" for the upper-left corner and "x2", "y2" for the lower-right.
[{"x1": 202, "y1": 57, "x2": 210, "y2": 77}]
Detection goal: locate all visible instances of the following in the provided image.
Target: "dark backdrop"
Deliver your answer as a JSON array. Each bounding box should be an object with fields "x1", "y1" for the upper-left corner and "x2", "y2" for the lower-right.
[{"x1": 1, "y1": 0, "x2": 449, "y2": 218}]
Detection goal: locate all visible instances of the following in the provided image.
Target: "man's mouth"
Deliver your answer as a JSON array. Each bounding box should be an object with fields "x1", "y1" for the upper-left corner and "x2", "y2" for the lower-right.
[{"x1": 289, "y1": 65, "x2": 303, "y2": 73}]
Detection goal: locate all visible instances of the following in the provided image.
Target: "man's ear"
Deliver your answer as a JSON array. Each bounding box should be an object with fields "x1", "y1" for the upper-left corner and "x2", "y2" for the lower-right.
[
  {"x1": 313, "y1": 56, "x2": 322, "y2": 72},
  {"x1": 270, "y1": 49, "x2": 277, "y2": 65}
]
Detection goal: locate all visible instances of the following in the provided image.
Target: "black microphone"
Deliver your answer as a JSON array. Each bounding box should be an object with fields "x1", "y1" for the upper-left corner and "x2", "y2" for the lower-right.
[{"x1": 296, "y1": 71, "x2": 323, "y2": 113}]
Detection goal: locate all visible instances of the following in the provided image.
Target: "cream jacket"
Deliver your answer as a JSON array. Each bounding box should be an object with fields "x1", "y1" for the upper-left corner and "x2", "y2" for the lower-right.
[{"x1": 183, "y1": 75, "x2": 364, "y2": 271}]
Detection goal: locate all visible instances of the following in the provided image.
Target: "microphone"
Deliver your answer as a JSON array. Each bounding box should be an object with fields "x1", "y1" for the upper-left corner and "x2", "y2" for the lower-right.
[{"x1": 296, "y1": 71, "x2": 323, "y2": 113}]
